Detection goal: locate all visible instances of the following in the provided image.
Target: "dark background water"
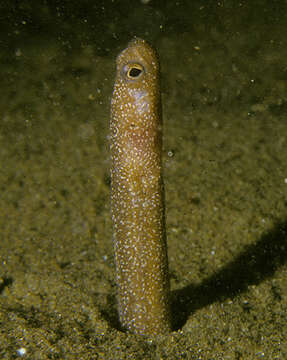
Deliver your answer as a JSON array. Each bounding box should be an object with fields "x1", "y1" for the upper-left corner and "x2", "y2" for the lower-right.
[{"x1": 0, "y1": 1, "x2": 287, "y2": 358}]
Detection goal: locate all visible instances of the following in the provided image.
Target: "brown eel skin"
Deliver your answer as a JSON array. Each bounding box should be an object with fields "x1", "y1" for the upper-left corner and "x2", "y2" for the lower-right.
[{"x1": 110, "y1": 38, "x2": 170, "y2": 337}]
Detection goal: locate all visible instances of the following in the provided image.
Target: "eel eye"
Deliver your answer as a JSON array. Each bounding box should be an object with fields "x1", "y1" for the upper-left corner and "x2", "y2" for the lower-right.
[{"x1": 124, "y1": 63, "x2": 144, "y2": 80}]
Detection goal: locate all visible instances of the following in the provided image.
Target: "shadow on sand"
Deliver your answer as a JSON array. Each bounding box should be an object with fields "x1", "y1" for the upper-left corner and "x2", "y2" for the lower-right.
[{"x1": 172, "y1": 219, "x2": 287, "y2": 330}]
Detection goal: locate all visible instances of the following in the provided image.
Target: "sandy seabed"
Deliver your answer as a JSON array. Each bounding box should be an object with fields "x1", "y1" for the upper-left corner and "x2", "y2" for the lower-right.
[{"x1": 0, "y1": 1, "x2": 287, "y2": 359}]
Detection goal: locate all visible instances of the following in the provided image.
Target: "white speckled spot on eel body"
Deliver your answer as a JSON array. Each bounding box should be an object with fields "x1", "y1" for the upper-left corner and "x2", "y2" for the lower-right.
[{"x1": 110, "y1": 38, "x2": 171, "y2": 336}]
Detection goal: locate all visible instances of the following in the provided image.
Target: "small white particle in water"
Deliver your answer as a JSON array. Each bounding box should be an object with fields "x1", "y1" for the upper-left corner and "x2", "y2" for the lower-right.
[
  {"x1": 17, "y1": 348, "x2": 27, "y2": 356},
  {"x1": 255, "y1": 352, "x2": 265, "y2": 357},
  {"x1": 15, "y1": 49, "x2": 22, "y2": 57},
  {"x1": 284, "y1": 178, "x2": 287, "y2": 184}
]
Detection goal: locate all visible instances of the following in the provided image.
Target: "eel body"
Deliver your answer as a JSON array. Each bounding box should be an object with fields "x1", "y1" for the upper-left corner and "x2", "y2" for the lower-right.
[{"x1": 110, "y1": 38, "x2": 170, "y2": 336}]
